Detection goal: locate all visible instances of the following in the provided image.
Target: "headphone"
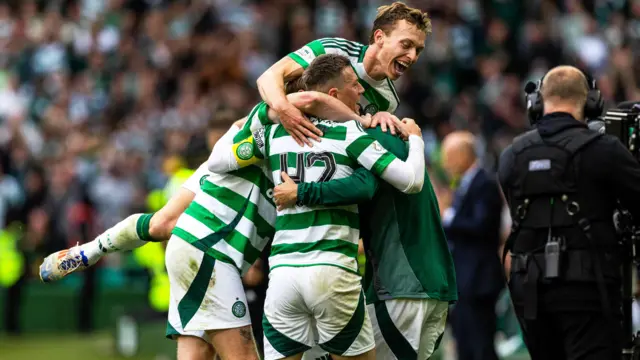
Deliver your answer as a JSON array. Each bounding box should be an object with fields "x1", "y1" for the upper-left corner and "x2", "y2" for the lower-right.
[{"x1": 524, "y1": 68, "x2": 604, "y2": 125}]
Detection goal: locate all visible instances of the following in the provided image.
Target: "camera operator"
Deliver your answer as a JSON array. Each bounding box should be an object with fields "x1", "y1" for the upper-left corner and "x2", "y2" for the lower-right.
[{"x1": 498, "y1": 65, "x2": 640, "y2": 359}]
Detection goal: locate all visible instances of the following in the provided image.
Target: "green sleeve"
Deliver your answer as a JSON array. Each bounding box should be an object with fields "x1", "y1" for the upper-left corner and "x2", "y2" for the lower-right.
[
  {"x1": 365, "y1": 127, "x2": 409, "y2": 160},
  {"x1": 297, "y1": 167, "x2": 379, "y2": 206},
  {"x1": 287, "y1": 40, "x2": 326, "y2": 69}
]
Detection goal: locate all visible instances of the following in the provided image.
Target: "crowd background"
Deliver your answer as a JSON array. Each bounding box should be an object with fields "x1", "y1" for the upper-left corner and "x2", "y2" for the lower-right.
[{"x1": 1, "y1": 0, "x2": 640, "y2": 359}]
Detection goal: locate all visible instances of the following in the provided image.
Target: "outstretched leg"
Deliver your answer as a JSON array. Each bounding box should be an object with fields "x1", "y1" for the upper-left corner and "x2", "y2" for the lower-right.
[{"x1": 39, "y1": 186, "x2": 195, "y2": 282}]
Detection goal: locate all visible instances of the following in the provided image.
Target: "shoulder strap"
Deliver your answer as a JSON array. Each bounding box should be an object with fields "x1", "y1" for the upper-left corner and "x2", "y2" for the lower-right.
[
  {"x1": 512, "y1": 130, "x2": 542, "y2": 153},
  {"x1": 561, "y1": 129, "x2": 603, "y2": 155}
]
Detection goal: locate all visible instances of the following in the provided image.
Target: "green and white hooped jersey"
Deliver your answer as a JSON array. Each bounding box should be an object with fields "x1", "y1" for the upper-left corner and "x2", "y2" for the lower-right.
[
  {"x1": 171, "y1": 103, "x2": 276, "y2": 275},
  {"x1": 288, "y1": 37, "x2": 400, "y2": 115},
  {"x1": 234, "y1": 118, "x2": 399, "y2": 274}
]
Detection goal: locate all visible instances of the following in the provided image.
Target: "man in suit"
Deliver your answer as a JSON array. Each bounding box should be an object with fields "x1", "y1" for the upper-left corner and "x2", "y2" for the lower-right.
[{"x1": 441, "y1": 131, "x2": 504, "y2": 360}]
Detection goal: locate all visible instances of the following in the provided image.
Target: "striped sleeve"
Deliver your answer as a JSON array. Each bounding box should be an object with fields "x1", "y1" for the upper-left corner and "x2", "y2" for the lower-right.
[
  {"x1": 288, "y1": 40, "x2": 326, "y2": 69},
  {"x1": 288, "y1": 38, "x2": 364, "y2": 68},
  {"x1": 233, "y1": 102, "x2": 270, "y2": 142},
  {"x1": 344, "y1": 121, "x2": 397, "y2": 177},
  {"x1": 318, "y1": 38, "x2": 364, "y2": 59}
]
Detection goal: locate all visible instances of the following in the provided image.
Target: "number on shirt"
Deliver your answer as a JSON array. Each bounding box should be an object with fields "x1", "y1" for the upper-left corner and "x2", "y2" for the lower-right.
[{"x1": 279, "y1": 152, "x2": 337, "y2": 184}]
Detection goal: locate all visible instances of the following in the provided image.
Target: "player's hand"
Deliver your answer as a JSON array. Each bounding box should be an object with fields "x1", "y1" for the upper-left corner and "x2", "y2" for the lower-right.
[
  {"x1": 369, "y1": 111, "x2": 398, "y2": 135},
  {"x1": 277, "y1": 102, "x2": 323, "y2": 147},
  {"x1": 358, "y1": 113, "x2": 373, "y2": 128},
  {"x1": 393, "y1": 117, "x2": 422, "y2": 140},
  {"x1": 273, "y1": 172, "x2": 299, "y2": 211}
]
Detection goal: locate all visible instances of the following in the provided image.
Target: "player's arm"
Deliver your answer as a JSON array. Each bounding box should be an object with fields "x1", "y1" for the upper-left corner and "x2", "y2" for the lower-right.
[
  {"x1": 269, "y1": 91, "x2": 367, "y2": 125},
  {"x1": 273, "y1": 167, "x2": 379, "y2": 209},
  {"x1": 207, "y1": 124, "x2": 267, "y2": 173},
  {"x1": 207, "y1": 103, "x2": 271, "y2": 173},
  {"x1": 347, "y1": 119, "x2": 425, "y2": 194},
  {"x1": 257, "y1": 40, "x2": 329, "y2": 146}
]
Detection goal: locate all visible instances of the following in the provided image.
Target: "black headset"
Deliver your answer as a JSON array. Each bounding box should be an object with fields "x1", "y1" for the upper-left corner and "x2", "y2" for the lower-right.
[{"x1": 524, "y1": 68, "x2": 604, "y2": 125}]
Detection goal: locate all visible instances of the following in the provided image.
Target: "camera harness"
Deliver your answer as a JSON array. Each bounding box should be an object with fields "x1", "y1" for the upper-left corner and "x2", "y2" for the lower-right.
[{"x1": 504, "y1": 69, "x2": 611, "y2": 321}]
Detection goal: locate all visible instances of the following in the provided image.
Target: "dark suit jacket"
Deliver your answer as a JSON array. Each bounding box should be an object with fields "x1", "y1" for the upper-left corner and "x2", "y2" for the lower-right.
[{"x1": 444, "y1": 167, "x2": 505, "y2": 299}]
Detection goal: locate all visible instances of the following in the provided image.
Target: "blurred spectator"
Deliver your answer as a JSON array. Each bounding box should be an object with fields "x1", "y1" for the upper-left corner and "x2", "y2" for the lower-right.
[{"x1": 441, "y1": 131, "x2": 504, "y2": 360}]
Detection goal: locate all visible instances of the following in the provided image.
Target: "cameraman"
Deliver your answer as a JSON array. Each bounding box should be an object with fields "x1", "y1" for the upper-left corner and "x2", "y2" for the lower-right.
[{"x1": 498, "y1": 65, "x2": 640, "y2": 359}]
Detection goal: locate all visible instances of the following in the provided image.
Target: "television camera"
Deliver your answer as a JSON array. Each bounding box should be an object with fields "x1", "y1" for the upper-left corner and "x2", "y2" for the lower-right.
[{"x1": 588, "y1": 102, "x2": 640, "y2": 359}]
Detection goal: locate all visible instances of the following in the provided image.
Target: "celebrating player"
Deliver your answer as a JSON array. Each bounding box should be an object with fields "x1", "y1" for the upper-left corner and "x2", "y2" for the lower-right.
[
  {"x1": 40, "y1": 91, "x2": 364, "y2": 360},
  {"x1": 259, "y1": 4, "x2": 450, "y2": 358},
  {"x1": 208, "y1": 53, "x2": 426, "y2": 360},
  {"x1": 258, "y1": 2, "x2": 430, "y2": 146},
  {"x1": 274, "y1": 102, "x2": 458, "y2": 360}
]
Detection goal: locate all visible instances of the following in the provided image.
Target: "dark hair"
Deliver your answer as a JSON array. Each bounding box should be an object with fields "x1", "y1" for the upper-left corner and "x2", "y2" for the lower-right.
[
  {"x1": 301, "y1": 54, "x2": 352, "y2": 91},
  {"x1": 368, "y1": 2, "x2": 432, "y2": 44},
  {"x1": 207, "y1": 109, "x2": 238, "y2": 130},
  {"x1": 285, "y1": 77, "x2": 304, "y2": 94}
]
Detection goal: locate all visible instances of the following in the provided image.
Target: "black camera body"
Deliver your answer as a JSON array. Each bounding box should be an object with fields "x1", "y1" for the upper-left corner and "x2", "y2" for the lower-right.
[
  {"x1": 588, "y1": 102, "x2": 640, "y2": 359},
  {"x1": 588, "y1": 103, "x2": 640, "y2": 158}
]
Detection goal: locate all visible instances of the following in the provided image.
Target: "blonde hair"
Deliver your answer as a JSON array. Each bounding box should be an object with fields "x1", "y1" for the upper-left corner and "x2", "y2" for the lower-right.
[
  {"x1": 541, "y1": 66, "x2": 589, "y2": 109},
  {"x1": 368, "y1": 2, "x2": 432, "y2": 44}
]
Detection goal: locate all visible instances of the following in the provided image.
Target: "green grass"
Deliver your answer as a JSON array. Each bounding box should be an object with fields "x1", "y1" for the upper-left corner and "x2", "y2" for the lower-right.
[
  {"x1": 1, "y1": 331, "x2": 531, "y2": 360},
  {"x1": 1, "y1": 324, "x2": 177, "y2": 360}
]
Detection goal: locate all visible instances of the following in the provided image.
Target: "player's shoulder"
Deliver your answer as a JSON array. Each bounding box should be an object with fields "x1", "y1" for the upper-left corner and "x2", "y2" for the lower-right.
[
  {"x1": 317, "y1": 37, "x2": 365, "y2": 57},
  {"x1": 342, "y1": 119, "x2": 367, "y2": 134},
  {"x1": 318, "y1": 37, "x2": 364, "y2": 47}
]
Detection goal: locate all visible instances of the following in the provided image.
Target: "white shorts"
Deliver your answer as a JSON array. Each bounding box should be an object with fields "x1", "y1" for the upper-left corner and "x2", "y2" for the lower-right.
[
  {"x1": 164, "y1": 237, "x2": 251, "y2": 342},
  {"x1": 368, "y1": 298, "x2": 449, "y2": 360},
  {"x1": 181, "y1": 162, "x2": 211, "y2": 194},
  {"x1": 263, "y1": 266, "x2": 374, "y2": 360}
]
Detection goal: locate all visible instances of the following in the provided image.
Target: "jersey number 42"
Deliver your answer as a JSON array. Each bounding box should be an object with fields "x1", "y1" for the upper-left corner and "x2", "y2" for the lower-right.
[{"x1": 279, "y1": 152, "x2": 337, "y2": 184}]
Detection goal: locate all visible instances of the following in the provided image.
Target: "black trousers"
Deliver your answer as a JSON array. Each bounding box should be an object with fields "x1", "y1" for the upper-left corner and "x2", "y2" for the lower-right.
[
  {"x1": 450, "y1": 295, "x2": 500, "y2": 360},
  {"x1": 516, "y1": 308, "x2": 622, "y2": 360}
]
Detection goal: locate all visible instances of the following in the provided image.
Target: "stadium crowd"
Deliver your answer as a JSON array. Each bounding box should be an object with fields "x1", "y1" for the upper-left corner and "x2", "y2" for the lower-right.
[{"x1": 1, "y1": 0, "x2": 640, "y2": 357}]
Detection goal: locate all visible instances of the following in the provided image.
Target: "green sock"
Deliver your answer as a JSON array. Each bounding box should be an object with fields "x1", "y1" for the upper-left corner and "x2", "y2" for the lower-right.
[{"x1": 136, "y1": 213, "x2": 157, "y2": 241}]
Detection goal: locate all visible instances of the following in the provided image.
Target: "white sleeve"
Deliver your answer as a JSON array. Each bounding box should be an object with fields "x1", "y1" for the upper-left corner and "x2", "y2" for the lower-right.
[
  {"x1": 378, "y1": 135, "x2": 425, "y2": 194},
  {"x1": 207, "y1": 124, "x2": 241, "y2": 174},
  {"x1": 345, "y1": 121, "x2": 425, "y2": 194},
  {"x1": 181, "y1": 162, "x2": 210, "y2": 193}
]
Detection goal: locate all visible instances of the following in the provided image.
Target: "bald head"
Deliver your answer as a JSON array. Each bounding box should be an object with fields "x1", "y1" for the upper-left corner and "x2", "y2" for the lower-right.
[
  {"x1": 441, "y1": 131, "x2": 477, "y2": 179},
  {"x1": 541, "y1": 65, "x2": 589, "y2": 119}
]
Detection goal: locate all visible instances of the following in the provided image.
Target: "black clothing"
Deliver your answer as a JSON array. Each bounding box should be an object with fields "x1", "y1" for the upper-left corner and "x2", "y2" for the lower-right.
[
  {"x1": 498, "y1": 112, "x2": 640, "y2": 359},
  {"x1": 517, "y1": 308, "x2": 623, "y2": 360}
]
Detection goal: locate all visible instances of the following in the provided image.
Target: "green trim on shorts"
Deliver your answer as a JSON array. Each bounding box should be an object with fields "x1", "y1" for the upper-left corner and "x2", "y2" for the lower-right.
[
  {"x1": 165, "y1": 321, "x2": 180, "y2": 340},
  {"x1": 375, "y1": 301, "x2": 418, "y2": 360},
  {"x1": 269, "y1": 263, "x2": 361, "y2": 276},
  {"x1": 263, "y1": 313, "x2": 311, "y2": 357},
  {"x1": 432, "y1": 332, "x2": 444, "y2": 354},
  {"x1": 319, "y1": 291, "x2": 366, "y2": 355},
  {"x1": 177, "y1": 256, "x2": 216, "y2": 329}
]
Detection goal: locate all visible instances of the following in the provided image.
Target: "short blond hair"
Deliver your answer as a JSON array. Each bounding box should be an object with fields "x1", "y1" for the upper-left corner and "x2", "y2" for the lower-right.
[
  {"x1": 368, "y1": 2, "x2": 432, "y2": 44},
  {"x1": 541, "y1": 66, "x2": 589, "y2": 108}
]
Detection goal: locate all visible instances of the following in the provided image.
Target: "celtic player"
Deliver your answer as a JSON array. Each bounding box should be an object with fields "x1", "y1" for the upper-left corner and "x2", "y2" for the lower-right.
[
  {"x1": 39, "y1": 91, "x2": 363, "y2": 360},
  {"x1": 258, "y1": 2, "x2": 430, "y2": 146},
  {"x1": 209, "y1": 54, "x2": 426, "y2": 360},
  {"x1": 38, "y1": 91, "x2": 357, "y2": 284},
  {"x1": 275, "y1": 119, "x2": 458, "y2": 359}
]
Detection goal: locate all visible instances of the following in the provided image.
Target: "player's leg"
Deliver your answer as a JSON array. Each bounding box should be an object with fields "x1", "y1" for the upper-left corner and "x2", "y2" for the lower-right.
[
  {"x1": 207, "y1": 326, "x2": 259, "y2": 360},
  {"x1": 309, "y1": 266, "x2": 375, "y2": 360},
  {"x1": 301, "y1": 347, "x2": 332, "y2": 360},
  {"x1": 367, "y1": 298, "x2": 447, "y2": 360},
  {"x1": 165, "y1": 235, "x2": 259, "y2": 360},
  {"x1": 39, "y1": 163, "x2": 208, "y2": 282},
  {"x1": 262, "y1": 267, "x2": 316, "y2": 360},
  {"x1": 176, "y1": 335, "x2": 216, "y2": 360},
  {"x1": 166, "y1": 236, "x2": 217, "y2": 360}
]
